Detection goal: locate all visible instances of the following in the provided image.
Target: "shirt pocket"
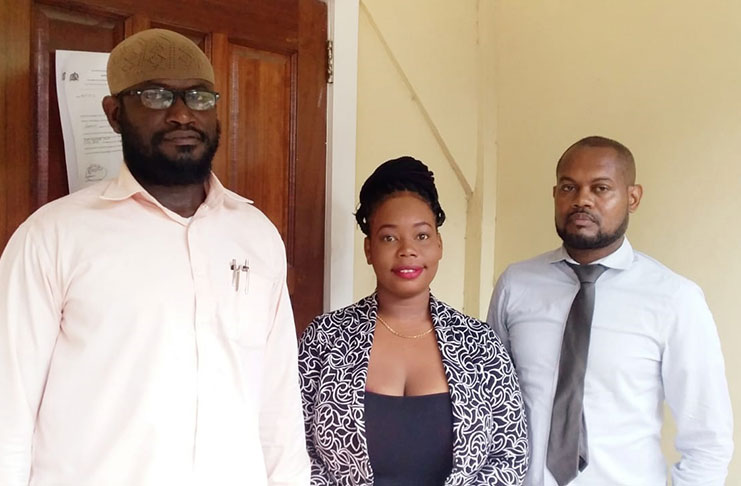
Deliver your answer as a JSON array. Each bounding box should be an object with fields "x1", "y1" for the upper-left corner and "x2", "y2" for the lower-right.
[{"x1": 225, "y1": 270, "x2": 275, "y2": 347}]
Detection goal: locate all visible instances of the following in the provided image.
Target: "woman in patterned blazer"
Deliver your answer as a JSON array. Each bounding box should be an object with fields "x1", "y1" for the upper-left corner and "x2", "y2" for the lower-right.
[{"x1": 299, "y1": 156, "x2": 528, "y2": 486}]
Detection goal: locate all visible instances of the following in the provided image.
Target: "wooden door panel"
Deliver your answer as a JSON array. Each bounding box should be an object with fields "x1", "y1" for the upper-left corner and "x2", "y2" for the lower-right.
[
  {"x1": 33, "y1": 4, "x2": 122, "y2": 206},
  {"x1": 292, "y1": 0, "x2": 327, "y2": 332},
  {"x1": 2, "y1": 0, "x2": 327, "y2": 335},
  {"x1": 229, "y1": 45, "x2": 292, "y2": 245},
  {"x1": 35, "y1": 0, "x2": 299, "y2": 53},
  {"x1": 0, "y1": 0, "x2": 33, "y2": 245}
]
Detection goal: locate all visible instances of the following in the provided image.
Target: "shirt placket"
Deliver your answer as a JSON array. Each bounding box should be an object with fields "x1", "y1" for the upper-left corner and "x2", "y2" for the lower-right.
[{"x1": 185, "y1": 212, "x2": 216, "y2": 471}]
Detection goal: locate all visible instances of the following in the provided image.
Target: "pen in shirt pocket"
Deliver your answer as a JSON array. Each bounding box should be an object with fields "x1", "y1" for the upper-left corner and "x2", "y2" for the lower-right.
[{"x1": 230, "y1": 258, "x2": 250, "y2": 294}]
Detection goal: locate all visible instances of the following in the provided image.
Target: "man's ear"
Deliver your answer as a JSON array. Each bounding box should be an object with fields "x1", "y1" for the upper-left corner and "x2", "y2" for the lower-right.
[
  {"x1": 627, "y1": 184, "x2": 643, "y2": 213},
  {"x1": 102, "y1": 95, "x2": 122, "y2": 134},
  {"x1": 364, "y1": 237, "x2": 372, "y2": 265}
]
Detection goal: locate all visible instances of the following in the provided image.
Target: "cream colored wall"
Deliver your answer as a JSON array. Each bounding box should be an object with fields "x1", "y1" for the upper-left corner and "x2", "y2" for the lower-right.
[
  {"x1": 354, "y1": 0, "x2": 497, "y2": 315},
  {"x1": 494, "y1": 1, "x2": 741, "y2": 480},
  {"x1": 354, "y1": 0, "x2": 739, "y2": 476}
]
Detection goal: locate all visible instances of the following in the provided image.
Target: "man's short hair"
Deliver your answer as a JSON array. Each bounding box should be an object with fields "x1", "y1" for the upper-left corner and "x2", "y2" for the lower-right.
[{"x1": 557, "y1": 135, "x2": 636, "y2": 184}]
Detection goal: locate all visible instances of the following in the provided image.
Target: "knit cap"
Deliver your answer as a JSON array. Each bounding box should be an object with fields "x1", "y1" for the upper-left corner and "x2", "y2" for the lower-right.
[{"x1": 107, "y1": 28, "x2": 214, "y2": 94}]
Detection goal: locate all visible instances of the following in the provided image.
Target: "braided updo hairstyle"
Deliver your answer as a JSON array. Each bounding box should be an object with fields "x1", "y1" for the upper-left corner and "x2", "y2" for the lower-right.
[{"x1": 355, "y1": 156, "x2": 446, "y2": 236}]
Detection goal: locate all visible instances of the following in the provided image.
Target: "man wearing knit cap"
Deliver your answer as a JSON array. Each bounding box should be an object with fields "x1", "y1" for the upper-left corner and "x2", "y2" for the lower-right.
[{"x1": 0, "y1": 29, "x2": 310, "y2": 486}]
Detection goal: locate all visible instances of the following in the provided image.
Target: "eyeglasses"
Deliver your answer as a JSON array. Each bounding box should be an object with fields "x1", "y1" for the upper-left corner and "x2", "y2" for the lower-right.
[{"x1": 120, "y1": 88, "x2": 220, "y2": 111}]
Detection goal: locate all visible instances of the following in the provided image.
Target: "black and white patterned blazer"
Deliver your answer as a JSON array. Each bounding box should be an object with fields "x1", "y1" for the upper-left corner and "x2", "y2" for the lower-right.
[{"x1": 298, "y1": 293, "x2": 529, "y2": 486}]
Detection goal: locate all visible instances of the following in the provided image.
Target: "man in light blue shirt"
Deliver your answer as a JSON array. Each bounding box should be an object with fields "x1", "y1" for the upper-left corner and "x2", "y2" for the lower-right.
[{"x1": 488, "y1": 135, "x2": 733, "y2": 485}]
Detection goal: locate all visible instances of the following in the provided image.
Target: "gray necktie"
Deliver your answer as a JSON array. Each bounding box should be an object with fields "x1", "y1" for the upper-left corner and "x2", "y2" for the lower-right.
[{"x1": 547, "y1": 263, "x2": 607, "y2": 486}]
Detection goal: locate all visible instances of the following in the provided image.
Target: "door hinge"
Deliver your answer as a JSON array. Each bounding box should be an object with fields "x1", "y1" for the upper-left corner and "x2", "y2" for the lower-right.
[{"x1": 327, "y1": 39, "x2": 334, "y2": 84}]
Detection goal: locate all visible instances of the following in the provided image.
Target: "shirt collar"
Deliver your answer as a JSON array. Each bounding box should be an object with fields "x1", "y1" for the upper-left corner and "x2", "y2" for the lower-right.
[
  {"x1": 99, "y1": 163, "x2": 147, "y2": 202},
  {"x1": 548, "y1": 237, "x2": 634, "y2": 271},
  {"x1": 100, "y1": 163, "x2": 252, "y2": 209},
  {"x1": 202, "y1": 170, "x2": 253, "y2": 208}
]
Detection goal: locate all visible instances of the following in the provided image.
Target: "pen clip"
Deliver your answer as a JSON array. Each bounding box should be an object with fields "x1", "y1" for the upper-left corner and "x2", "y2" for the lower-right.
[
  {"x1": 230, "y1": 258, "x2": 250, "y2": 294},
  {"x1": 231, "y1": 259, "x2": 240, "y2": 292},
  {"x1": 241, "y1": 259, "x2": 250, "y2": 295}
]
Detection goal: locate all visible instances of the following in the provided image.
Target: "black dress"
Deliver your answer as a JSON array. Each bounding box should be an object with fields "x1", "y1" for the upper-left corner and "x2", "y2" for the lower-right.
[{"x1": 364, "y1": 391, "x2": 454, "y2": 486}]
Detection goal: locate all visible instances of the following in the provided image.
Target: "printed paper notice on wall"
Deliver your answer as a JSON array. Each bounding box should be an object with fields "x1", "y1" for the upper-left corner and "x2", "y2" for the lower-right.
[{"x1": 55, "y1": 50, "x2": 122, "y2": 193}]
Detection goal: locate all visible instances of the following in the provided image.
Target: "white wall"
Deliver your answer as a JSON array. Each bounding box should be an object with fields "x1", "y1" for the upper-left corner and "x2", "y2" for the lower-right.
[{"x1": 325, "y1": 0, "x2": 359, "y2": 311}]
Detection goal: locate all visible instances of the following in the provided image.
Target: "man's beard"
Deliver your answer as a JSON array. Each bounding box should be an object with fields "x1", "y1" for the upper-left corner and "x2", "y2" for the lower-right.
[
  {"x1": 556, "y1": 211, "x2": 629, "y2": 250},
  {"x1": 118, "y1": 111, "x2": 220, "y2": 187}
]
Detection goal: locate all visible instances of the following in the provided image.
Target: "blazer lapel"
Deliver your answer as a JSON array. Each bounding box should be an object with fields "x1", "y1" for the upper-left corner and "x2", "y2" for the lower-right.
[
  {"x1": 429, "y1": 296, "x2": 467, "y2": 484},
  {"x1": 346, "y1": 294, "x2": 377, "y2": 485}
]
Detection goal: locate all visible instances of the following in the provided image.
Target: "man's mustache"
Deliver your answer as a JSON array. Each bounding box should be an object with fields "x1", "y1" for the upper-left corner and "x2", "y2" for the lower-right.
[
  {"x1": 567, "y1": 209, "x2": 598, "y2": 222},
  {"x1": 152, "y1": 127, "x2": 207, "y2": 144}
]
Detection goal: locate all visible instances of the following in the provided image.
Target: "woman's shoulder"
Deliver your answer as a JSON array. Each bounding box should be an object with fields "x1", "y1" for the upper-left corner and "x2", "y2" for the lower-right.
[
  {"x1": 431, "y1": 297, "x2": 513, "y2": 377},
  {"x1": 430, "y1": 295, "x2": 508, "y2": 358},
  {"x1": 431, "y1": 295, "x2": 493, "y2": 336},
  {"x1": 303, "y1": 294, "x2": 376, "y2": 337}
]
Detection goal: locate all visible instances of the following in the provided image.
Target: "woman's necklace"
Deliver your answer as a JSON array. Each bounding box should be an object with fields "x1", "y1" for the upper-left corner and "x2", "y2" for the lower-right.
[{"x1": 376, "y1": 314, "x2": 434, "y2": 339}]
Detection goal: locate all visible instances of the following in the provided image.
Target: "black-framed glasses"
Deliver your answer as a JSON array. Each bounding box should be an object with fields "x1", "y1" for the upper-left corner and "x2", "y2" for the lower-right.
[{"x1": 120, "y1": 88, "x2": 220, "y2": 111}]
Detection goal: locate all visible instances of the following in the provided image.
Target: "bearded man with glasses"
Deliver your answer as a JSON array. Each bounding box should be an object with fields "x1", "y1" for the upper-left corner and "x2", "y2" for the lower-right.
[{"x1": 0, "y1": 28, "x2": 309, "y2": 486}]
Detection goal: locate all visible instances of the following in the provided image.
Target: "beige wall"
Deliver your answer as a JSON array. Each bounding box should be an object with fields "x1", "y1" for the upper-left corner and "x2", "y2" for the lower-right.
[
  {"x1": 494, "y1": 0, "x2": 741, "y2": 479},
  {"x1": 355, "y1": 0, "x2": 739, "y2": 479},
  {"x1": 354, "y1": 0, "x2": 497, "y2": 316}
]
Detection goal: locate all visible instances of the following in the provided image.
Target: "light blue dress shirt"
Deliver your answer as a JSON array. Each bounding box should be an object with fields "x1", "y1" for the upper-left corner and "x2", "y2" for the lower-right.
[{"x1": 488, "y1": 238, "x2": 733, "y2": 486}]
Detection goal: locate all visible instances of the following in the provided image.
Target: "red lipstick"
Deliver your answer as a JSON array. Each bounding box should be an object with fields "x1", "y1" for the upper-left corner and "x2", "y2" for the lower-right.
[{"x1": 392, "y1": 266, "x2": 423, "y2": 279}]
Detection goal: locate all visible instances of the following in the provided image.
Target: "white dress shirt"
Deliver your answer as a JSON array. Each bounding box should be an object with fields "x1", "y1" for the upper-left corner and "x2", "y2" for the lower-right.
[
  {"x1": 0, "y1": 165, "x2": 310, "y2": 486},
  {"x1": 488, "y1": 239, "x2": 733, "y2": 486}
]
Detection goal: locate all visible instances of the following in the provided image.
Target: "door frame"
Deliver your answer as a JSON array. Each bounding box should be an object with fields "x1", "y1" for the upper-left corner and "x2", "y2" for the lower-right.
[{"x1": 324, "y1": 0, "x2": 358, "y2": 313}]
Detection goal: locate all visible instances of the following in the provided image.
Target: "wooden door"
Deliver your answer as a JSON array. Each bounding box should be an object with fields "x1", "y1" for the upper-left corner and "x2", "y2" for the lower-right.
[{"x1": 0, "y1": 0, "x2": 327, "y2": 335}]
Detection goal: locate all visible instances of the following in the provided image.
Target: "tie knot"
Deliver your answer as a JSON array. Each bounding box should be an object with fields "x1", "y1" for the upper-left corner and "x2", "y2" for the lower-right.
[{"x1": 568, "y1": 263, "x2": 607, "y2": 284}]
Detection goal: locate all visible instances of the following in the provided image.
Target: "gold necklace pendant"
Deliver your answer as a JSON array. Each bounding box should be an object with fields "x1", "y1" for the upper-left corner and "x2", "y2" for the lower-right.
[{"x1": 376, "y1": 314, "x2": 434, "y2": 339}]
